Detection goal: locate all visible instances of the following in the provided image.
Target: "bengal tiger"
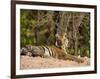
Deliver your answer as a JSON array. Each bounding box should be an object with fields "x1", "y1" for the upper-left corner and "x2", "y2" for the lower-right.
[
  {"x1": 21, "y1": 45, "x2": 83, "y2": 63},
  {"x1": 21, "y1": 33, "x2": 83, "y2": 63}
]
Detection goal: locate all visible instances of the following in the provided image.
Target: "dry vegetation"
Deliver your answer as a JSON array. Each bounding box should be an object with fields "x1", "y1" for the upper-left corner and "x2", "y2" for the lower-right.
[{"x1": 21, "y1": 56, "x2": 90, "y2": 69}]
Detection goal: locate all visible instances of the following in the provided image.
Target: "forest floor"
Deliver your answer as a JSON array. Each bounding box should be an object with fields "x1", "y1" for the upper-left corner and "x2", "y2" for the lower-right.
[{"x1": 20, "y1": 56, "x2": 90, "y2": 69}]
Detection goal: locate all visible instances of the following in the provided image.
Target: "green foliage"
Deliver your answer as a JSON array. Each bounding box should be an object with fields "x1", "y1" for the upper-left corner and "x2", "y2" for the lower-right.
[{"x1": 20, "y1": 9, "x2": 90, "y2": 57}]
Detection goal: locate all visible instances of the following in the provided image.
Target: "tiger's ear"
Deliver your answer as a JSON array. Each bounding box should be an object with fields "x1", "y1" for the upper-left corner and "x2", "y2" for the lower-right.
[{"x1": 62, "y1": 33, "x2": 66, "y2": 38}]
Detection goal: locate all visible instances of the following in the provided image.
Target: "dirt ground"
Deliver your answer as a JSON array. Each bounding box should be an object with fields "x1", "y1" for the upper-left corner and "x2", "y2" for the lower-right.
[{"x1": 20, "y1": 56, "x2": 90, "y2": 69}]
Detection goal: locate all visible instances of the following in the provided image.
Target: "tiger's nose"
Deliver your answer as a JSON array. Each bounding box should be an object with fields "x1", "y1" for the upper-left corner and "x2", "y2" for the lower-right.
[{"x1": 57, "y1": 40, "x2": 63, "y2": 46}]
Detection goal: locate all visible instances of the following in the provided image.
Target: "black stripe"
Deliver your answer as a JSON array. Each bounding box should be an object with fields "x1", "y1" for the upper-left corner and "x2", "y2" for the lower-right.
[
  {"x1": 45, "y1": 46, "x2": 52, "y2": 56},
  {"x1": 51, "y1": 48, "x2": 54, "y2": 57},
  {"x1": 49, "y1": 47, "x2": 53, "y2": 56},
  {"x1": 41, "y1": 46, "x2": 45, "y2": 54}
]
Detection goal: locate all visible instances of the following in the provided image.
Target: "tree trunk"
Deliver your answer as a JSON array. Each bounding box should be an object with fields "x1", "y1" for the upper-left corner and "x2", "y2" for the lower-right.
[{"x1": 72, "y1": 13, "x2": 85, "y2": 56}]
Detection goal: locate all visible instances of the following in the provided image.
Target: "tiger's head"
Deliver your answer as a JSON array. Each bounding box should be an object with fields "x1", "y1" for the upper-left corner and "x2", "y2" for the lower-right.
[{"x1": 55, "y1": 33, "x2": 68, "y2": 52}]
